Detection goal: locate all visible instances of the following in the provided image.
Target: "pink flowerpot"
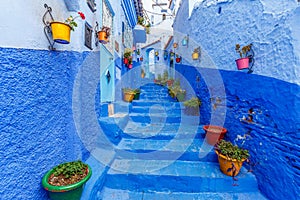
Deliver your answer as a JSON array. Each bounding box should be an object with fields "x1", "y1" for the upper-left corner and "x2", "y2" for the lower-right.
[{"x1": 235, "y1": 57, "x2": 249, "y2": 70}]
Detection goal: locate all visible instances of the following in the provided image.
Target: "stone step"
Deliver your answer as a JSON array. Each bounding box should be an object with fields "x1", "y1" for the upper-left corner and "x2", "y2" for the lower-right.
[
  {"x1": 130, "y1": 105, "x2": 181, "y2": 114},
  {"x1": 129, "y1": 113, "x2": 181, "y2": 123},
  {"x1": 99, "y1": 187, "x2": 267, "y2": 200},
  {"x1": 122, "y1": 122, "x2": 205, "y2": 140},
  {"x1": 106, "y1": 159, "x2": 260, "y2": 193},
  {"x1": 131, "y1": 100, "x2": 181, "y2": 107},
  {"x1": 115, "y1": 138, "x2": 217, "y2": 162}
]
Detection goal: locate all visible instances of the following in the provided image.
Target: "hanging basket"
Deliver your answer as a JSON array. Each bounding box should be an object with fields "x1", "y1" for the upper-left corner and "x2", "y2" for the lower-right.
[
  {"x1": 235, "y1": 57, "x2": 249, "y2": 70},
  {"x1": 98, "y1": 31, "x2": 108, "y2": 44},
  {"x1": 50, "y1": 22, "x2": 71, "y2": 44}
]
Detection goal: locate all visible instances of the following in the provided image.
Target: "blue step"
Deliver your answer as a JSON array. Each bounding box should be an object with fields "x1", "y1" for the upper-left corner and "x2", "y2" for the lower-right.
[
  {"x1": 99, "y1": 187, "x2": 267, "y2": 200},
  {"x1": 106, "y1": 159, "x2": 260, "y2": 193},
  {"x1": 130, "y1": 105, "x2": 181, "y2": 114},
  {"x1": 129, "y1": 113, "x2": 181, "y2": 123},
  {"x1": 131, "y1": 100, "x2": 181, "y2": 108},
  {"x1": 122, "y1": 122, "x2": 205, "y2": 140},
  {"x1": 115, "y1": 138, "x2": 217, "y2": 162}
]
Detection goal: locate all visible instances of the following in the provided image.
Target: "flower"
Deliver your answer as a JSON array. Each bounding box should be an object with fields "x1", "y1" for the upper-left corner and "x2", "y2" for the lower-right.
[
  {"x1": 65, "y1": 12, "x2": 85, "y2": 31},
  {"x1": 235, "y1": 43, "x2": 252, "y2": 58}
]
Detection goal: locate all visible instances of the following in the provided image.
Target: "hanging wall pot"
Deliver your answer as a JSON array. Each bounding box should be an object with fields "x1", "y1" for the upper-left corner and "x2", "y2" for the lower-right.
[
  {"x1": 164, "y1": 51, "x2": 168, "y2": 60},
  {"x1": 176, "y1": 55, "x2": 181, "y2": 63},
  {"x1": 173, "y1": 43, "x2": 178, "y2": 49},
  {"x1": 235, "y1": 44, "x2": 255, "y2": 73},
  {"x1": 192, "y1": 47, "x2": 201, "y2": 60},
  {"x1": 181, "y1": 35, "x2": 188, "y2": 46},
  {"x1": 98, "y1": 27, "x2": 110, "y2": 44},
  {"x1": 50, "y1": 22, "x2": 71, "y2": 44}
]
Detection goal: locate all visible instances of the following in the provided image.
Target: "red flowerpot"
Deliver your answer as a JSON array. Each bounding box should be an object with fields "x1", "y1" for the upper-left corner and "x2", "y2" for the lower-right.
[
  {"x1": 128, "y1": 64, "x2": 132, "y2": 69},
  {"x1": 235, "y1": 57, "x2": 249, "y2": 70},
  {"x1": 167, "y1": 79, "x2": 174, "y2": 86},
  {"x1": 203, "y1": 125, "x2": 227, "y2": 145},
  {"x1": 124, "y1": 58, "x2": 128, "y2": 65},
  {"x1": 176, "y1": 57, "x2": 181, "y2": 63}
]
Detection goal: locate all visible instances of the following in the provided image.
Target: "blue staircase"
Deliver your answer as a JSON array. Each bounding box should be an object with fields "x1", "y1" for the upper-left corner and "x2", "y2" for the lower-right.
[{"x1": 96, "y1": 83, "x2": 267, "y2": 200}]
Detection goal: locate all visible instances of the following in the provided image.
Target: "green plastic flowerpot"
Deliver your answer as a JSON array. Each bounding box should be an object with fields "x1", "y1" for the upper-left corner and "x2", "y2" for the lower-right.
[
  {"x1": 42, "y1": 164, "x2": 92, "y2": 200},
  {"x1": 133, "y1": 92, "x2": 141, "y2": 100}
]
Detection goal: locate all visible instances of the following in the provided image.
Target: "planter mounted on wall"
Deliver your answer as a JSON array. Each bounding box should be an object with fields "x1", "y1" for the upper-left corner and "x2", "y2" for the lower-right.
[
  {"x1": 98, "y1": 27, "x2": 110, "y2": 44},
  {"x1": 235, "y1": 43, "x2": 255, "y2": 73},
  {"x1": 192, "y1": 47, "x2": 201, "y2": 60},
  {"x1": 50, "y1": 22, "x2": 71, "y2": 44}
]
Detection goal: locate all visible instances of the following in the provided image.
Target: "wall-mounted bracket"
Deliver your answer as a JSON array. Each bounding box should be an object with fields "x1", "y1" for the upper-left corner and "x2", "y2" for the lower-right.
[
  {"x1": 246, "y1": 44, "x2": 255, "y2": 74},
  {"x1": 43, "y1": 4, "x2": 55, "y2": 50}
]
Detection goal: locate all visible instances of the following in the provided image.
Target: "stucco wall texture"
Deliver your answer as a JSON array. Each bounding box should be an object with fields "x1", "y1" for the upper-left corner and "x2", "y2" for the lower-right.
[
  {"x1": 0, "y1": 48, "x2": 90, "y2": 199},
  {"x1": 174, "y1": 0, "x2": 300, "y2": 84},
  {"x1": 173, "y1": 1, "x2": 300, "y2": 200}
]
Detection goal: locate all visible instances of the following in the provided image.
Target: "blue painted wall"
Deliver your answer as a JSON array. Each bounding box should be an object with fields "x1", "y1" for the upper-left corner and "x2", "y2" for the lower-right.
[
  {"x1": 0, "y1": 48, "x2": 95, "y2": 199},
  {"x1": 175, "y1": 64, "x2": 300, "y2": 200},
  {"x1": 173, "y1": 0, "x2": 300, "y2": 199},
  {"x1": 174, "y1": 0, "x2": 299, "y2": 84}
]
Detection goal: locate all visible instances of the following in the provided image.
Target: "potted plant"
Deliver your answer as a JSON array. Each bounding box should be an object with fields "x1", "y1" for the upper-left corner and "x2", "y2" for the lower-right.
[
  {"x1": 203, "y1": 125, "x2": 227, "y2": 145},
  {"x1": 235, "y1": 44, "x2": 252, "y2": 70},
  {"x1": 141, "y1": 69, "x2": 145, "y2": 78},
  {"x1": 215, "y1": 140, "x2": 249, "y2": 177},
  {"x1": 169, "y1": 80, "x2": 186, "y2": 101},
  {"x1": 98, "y1": 26, "x2": 110, "y2": 44},
  {"x1": 133, "y1": 88, "x2": 141, "y2": 100},
  {"x1": 50, "y1": 12, "x2": 85, "y2": 44},
  {"x1": 154, "y1": 74, "x2": 162, "y2": 85},
  {"x1": 122, "y1": 88, "x2": 136, "y2": 102},
  {"x1": 42, "y1": 160, "x2": 92, "y2": 200},
  {"x1": 123, "y1": 48, "x2": 133, "y2": 69},
  {"x1": 175, "y1": 55, "x2": 181, "y2": 63},
  {"x1": 192, "y1": 47, "x2": 200, "y2": 60},
  {"x1": 183, "y1": 97, "x2": 201, "y2": 116}
]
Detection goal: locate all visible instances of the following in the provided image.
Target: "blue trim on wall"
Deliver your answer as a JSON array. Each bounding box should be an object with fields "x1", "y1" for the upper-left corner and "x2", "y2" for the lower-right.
[
  {"x1": 63, "y1": 0, "x2": 79, "y2": 11},
  {"x1": 121, "y1": 0, "x2": 137, "y2": 28},
  {"x1": 104, "y1": 0, "x2": 115, "y2": 17}
]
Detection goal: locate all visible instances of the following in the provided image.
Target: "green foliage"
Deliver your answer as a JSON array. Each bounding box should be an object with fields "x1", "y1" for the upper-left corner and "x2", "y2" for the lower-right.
[
  {"x1": 183, "y1": 97, "x2": 201, "y2": 108},
  {"x1": 235, "y1": 44, "x2": 252, "y2": 58},
  {"x1": 169, "y1": 80, "x2": 186, "y2": 100},
  {"x1": 52, "y1": 161, "x2": 87, "y2": 179},
  {"x1": 124, "y1": 48, "x2": 133, "y2": 58},
  {"x1": 215, "y1": 140, "x2": 249, "y2": 161},
  {"x1": 122, "y1": 87, "x2": 140, "y2": 94}
]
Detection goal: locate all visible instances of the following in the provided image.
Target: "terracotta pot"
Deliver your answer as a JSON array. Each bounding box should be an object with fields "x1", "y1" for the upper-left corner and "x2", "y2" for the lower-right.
[
  {"x1": 123, "y1": 92, "x2": 135, "y2": 102},
  {"x1": 203, "y1": 125, "x2": 227, "y2": 145},
  {"x1": 167, "y1": 80, "x2": 174, "y2": 86},
  {"x1": 215, "y1": 150, "x2": 246, "y2": 176},
  {"x1": 98, "y1": 31, "x2": 108, "y2": 44},
  {"x1": 235, "y1": 57, "x2": 249, "y2": 70}
]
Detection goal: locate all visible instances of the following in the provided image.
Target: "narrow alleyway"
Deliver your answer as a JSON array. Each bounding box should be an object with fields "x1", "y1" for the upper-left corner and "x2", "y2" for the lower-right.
[{"x1": 96, "y1": 83, "x2": 266, "y2": 199}]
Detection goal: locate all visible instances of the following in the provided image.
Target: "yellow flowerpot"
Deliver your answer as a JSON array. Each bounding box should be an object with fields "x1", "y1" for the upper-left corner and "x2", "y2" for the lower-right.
[
  {"x1": 98, "y1": 31, "x2": 108, "y2": 44},
  {"x1": 192, "y1": 52, "x2": 199, "y2": 60},
  {"x1": 50, "y1": 22, "x2": 71, "y2": 44},
  {"x1": 215, "y1": 150, "x2": 246, "y2": 176}
]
